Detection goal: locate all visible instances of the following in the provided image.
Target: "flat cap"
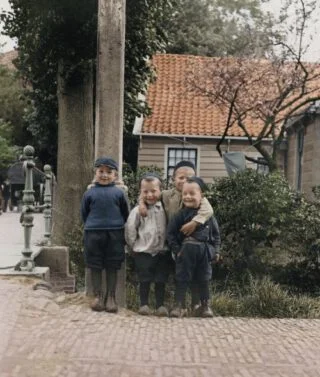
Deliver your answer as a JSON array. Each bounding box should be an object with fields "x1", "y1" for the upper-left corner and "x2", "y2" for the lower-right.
[
  {"x1": 94, "y1": 157, "x2": 118, "y2": 170},
  {"x1": 173, "y1": 160, "x2": 195, "y2": 173},
  {"x1": 186, "y1": 176, "x2": 207, "y2": 192}
]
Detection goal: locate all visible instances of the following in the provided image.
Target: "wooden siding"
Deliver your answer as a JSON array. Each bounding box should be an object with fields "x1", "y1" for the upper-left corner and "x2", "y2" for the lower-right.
[
  {"x1": 287, "y1": 116, "x2": 320, "y2": 198},
  {"x1": 137, "y1": 136, "x2": 272, "y2": 183}
]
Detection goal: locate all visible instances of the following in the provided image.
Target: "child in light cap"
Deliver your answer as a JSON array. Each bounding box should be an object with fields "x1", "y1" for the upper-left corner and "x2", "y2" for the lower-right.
[
  {"x1": 167, "y1": 176, "x2": 220, "y2": 318},
  {"x1": 81, "y1": 156, "x2": 130, "y2": 313},
  {"x1": 125, "y1": 172, "x2": 170, "y2": 316}
]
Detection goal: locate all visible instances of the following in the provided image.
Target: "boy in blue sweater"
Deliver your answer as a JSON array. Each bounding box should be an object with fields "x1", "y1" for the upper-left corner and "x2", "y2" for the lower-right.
[{"x1": 81, "y1": 157, "x2": 130, "y2": 313}]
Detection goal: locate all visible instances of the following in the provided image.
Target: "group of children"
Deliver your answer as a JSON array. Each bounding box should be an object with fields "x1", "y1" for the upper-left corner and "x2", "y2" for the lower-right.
[{"x1": 81, "y1": 157, "x2": 221, "y2": 318}]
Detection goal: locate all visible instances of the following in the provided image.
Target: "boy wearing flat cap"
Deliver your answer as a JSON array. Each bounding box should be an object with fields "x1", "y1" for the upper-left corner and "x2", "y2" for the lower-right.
[
  {"x1": 125, "y1": 173, "x2": 170, "y2": 316},
  {"x1": 81, "y1": 157, "x2": 130, "y2": 313},
  {"x1": 167, "y1": 176, "x2": 221, "y2": 318}
]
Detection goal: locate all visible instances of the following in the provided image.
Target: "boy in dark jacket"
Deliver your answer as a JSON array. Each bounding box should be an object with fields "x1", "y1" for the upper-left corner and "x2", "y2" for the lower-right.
[
  {"x1": 81, "y1": 157, "x2": 130, "y2": 313},
  {"x1": 167, "y1": 176, "x2": 220, "y2": 318}
]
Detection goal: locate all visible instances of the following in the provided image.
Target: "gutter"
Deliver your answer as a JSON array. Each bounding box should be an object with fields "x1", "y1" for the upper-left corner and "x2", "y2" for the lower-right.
[
  {"x1": 133, "y1": 115, "x2": 272, "y2": 142},
  {"x1": 134, "y1": 131, "x2": 272, "y2": 142}
]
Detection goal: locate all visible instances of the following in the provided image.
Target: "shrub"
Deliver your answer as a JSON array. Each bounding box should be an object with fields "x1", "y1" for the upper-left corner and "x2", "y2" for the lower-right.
[
  {"x1": 211, "y1": 276, "x2": 320, "y2": 318},
  {"x1": 207, "y1": 169, "x2": 320, "y2": 291},
  {"x1": 207, "y1": 170, "x2": 296, "y2": 272}
]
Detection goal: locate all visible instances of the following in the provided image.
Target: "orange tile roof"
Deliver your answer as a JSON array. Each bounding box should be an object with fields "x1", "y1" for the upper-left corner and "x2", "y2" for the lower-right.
[{"x1": 139, "y1": 54, "x2": 320, "y2": 138}]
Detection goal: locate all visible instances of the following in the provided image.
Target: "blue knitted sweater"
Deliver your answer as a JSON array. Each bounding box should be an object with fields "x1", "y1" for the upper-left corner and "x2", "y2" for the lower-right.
[{"x1": 81, "y1": 183, "x2": 129, "y2": 230}]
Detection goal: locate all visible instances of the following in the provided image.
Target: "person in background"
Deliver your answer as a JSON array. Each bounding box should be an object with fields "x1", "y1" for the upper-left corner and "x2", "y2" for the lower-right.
[{"x1": 2, "y1": 179, "x2": 11, "y2": 212}]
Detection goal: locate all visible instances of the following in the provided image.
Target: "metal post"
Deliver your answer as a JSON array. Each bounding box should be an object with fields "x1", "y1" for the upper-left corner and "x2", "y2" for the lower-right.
[
  {"x1": 15, "y1": 145, "x2": 35, "y2": 272},
  {"x1": 43, "y1": 164, "x2": 53, "y2": 245}
]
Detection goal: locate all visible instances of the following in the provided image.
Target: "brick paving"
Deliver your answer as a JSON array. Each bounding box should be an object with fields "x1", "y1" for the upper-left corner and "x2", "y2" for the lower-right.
[{"x1": 0, "y1": 279, "x2": 320, "y2": 377}]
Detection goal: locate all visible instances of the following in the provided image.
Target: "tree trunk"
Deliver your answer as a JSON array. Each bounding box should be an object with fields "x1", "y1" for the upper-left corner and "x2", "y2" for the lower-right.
[{"x1": 52, "y1": 62, "x2": 94, "y2": 245}]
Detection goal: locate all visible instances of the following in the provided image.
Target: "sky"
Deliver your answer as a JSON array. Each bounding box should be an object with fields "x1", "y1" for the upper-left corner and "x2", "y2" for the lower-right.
[{"x1": 0, "y1": 0, "x2": 320, "y2": 61}]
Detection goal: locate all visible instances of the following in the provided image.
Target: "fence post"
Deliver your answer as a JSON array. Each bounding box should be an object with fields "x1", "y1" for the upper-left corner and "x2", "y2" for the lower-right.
[
  {"x1": 15, "y1": 145, "x2": 35, "y2": 272},
  {"x1": 43, "y1": 164, "x2": 53, "y2": 245}
]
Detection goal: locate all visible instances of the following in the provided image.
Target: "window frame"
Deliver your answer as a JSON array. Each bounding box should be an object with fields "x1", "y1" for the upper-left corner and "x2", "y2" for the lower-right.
[{"x1": 164, "y1": 144, "x2": 200, "y2": 183}]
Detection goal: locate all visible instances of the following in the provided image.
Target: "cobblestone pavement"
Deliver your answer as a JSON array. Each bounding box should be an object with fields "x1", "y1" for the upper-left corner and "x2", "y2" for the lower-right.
[{"x1": 0, "y1": 279, "x2": 320, "y2": 377}]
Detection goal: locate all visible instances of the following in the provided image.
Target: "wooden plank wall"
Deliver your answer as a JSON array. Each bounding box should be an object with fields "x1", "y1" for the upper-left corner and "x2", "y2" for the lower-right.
[{"x1": 137, "y1": 136, "x2": 271, "y2": 183}]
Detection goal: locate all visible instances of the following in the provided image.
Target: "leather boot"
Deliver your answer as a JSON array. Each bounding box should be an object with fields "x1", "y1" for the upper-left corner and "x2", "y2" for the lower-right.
[
  {"x1": 91, "y1": 268, "x2": 104, "y2": 312},
  {"x1": 105, "y1": 270, "x2": 118, "y2": 313},
  {"x1": 200, "y1": 300, "x2": 213, "y2": 318}
]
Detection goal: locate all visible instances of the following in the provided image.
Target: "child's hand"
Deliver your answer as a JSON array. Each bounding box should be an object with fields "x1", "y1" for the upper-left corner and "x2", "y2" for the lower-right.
[
  {"x1": 138, "y1": 200, "x2": 148, "y2": 217},
  {"x1": 180, "y1": 220, "x2": 198, "y2": 236},
  {"x1": 212, "y1": 253, "x2": 221, "y2": 264}
]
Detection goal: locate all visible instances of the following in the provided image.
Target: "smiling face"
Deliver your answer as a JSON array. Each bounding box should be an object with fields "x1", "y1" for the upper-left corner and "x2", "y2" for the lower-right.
[
  {"x1": 182, "y1": 181, "x2": 202, "y2": 209},
  {"x1": 173, "y1": 167, "x2": 195, "y2": 192},
  {"x1": 140, "y1": 178, "x2": 162, "y2": 206},
  {"x1": 94, "y1": 165, "x2": 117, "y2": 185}
]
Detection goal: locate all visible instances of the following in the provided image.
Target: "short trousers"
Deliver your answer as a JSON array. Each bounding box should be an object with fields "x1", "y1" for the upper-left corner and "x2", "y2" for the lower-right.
[
  {"x1": 84, "y1": 229, "x2": 125, "y2": 270},
  {"x1": 133, "y1": 252, "x2": 170, "y2": 283}
]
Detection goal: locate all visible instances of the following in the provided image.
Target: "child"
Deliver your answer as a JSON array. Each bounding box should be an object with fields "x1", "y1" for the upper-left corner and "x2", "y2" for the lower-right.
[
  {"x1": 167, "y1": 176, "x2": 220, "y2": 318},
  {"x1": 81, "y1": 157, "x2": 130, "y2": 313},
  {"x1": 139, "y1": 160, "x2": 213, "y2": 313},
  {"x1": 125, "y1": 173, "x2": 169, "y2": 316}
]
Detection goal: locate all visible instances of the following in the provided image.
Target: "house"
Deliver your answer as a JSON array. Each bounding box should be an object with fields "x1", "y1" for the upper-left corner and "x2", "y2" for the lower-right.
[
  {"x1": 286, "y1": 101, "x2": 320, "y2": 198},
  {"x1": 133, "y1": 54, "x2": 277, "y2": 183}
]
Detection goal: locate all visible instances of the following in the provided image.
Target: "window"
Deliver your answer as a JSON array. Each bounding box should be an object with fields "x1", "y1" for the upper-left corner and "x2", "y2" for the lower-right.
[
  {"x1": 167, "y1": 147, "x2": 198, "y2": 181},
  {"x1": 256, "y1": 157, "x2": 269, "y2": 175}
]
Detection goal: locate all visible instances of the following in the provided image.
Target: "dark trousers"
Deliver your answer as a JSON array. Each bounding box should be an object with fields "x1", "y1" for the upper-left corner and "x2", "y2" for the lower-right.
[
  {"x1": 84, "y1": 229, "x2": 125, "y2": 270},
  {"x1": 134, "y1": 252, "x2": 170, "y2": 308},
  {"x1": 174, "y1": 241, "x2": 212, "y2": 306}
]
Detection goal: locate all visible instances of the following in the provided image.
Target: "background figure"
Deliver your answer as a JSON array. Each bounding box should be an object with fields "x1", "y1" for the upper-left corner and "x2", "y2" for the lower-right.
[{"x1": 2, "y1": 179, "x2": 11, "y2": 212}]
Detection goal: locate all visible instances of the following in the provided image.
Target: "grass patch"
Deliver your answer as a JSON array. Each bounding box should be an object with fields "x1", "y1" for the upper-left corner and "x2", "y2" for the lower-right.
[{"x1": 211, "y1": 276, "x2": 320, "y2": 318}]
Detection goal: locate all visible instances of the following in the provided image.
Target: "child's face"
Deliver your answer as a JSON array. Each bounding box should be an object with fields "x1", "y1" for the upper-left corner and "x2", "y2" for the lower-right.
[
  {"x1": 95, "y1": 165, "x2": 117, "y2": 185},
  {"x1": 182, "y1": 182, "x2": 202, "y2": 209},
  {"x1": 173, "y1": 167, "x2": 195, "y2": 192},
  {"x1": 140, "y1": 179, "x2": 161, "y2": 206}
]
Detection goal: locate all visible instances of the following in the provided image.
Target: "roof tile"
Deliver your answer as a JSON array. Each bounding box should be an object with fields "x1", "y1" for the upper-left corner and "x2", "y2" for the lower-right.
[{"x1": 141, "y1": 54, "x2": 320, "y2": 138}]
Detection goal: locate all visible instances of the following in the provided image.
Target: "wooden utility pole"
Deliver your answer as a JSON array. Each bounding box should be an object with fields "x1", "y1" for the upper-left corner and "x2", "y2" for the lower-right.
[
  {"x1": 93, "y1": 0, "x2": 126, "y2": 305},
  {"x1": 95, "y1": 0, "x2": 125, "y2": 172}
]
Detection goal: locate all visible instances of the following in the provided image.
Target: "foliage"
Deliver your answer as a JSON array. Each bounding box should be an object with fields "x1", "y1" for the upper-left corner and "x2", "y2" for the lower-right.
[
  {"x1": 211, "y1": 276, "x2": 320, "y2": 318},
  {"x1": 64, "y1": 225, "x2": 85, "y2": 290},
  {"x1": 207, "y1": 169, "x2": 320, "y2": 292},
  {"x1": 0, "y1": 135, "x2": 17, "y2": 171},
  {"x1": 1, "y1": 0, "x2": 175, "y2": 169},
  {"x1": 186, "y1": 0, "x2": 320, "y2": 171},
  {"x1": 167, "y1": 0, "x2": 276, "y2": 57},
  {"x1": 0, "y1": 65, "x2": 31, "y2": 143},
  {"x1": 207, "y1": 169, "x2": 296, "y2": 271}
]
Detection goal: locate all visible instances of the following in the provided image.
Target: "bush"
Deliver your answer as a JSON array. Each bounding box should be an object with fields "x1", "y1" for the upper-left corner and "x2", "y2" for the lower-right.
[
  {"x1": 211, "y1": 276, "x2": 320, "y2": 318},
  {"x1": 207, "y1": 169, "x2": 320, "y2": 292}
]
